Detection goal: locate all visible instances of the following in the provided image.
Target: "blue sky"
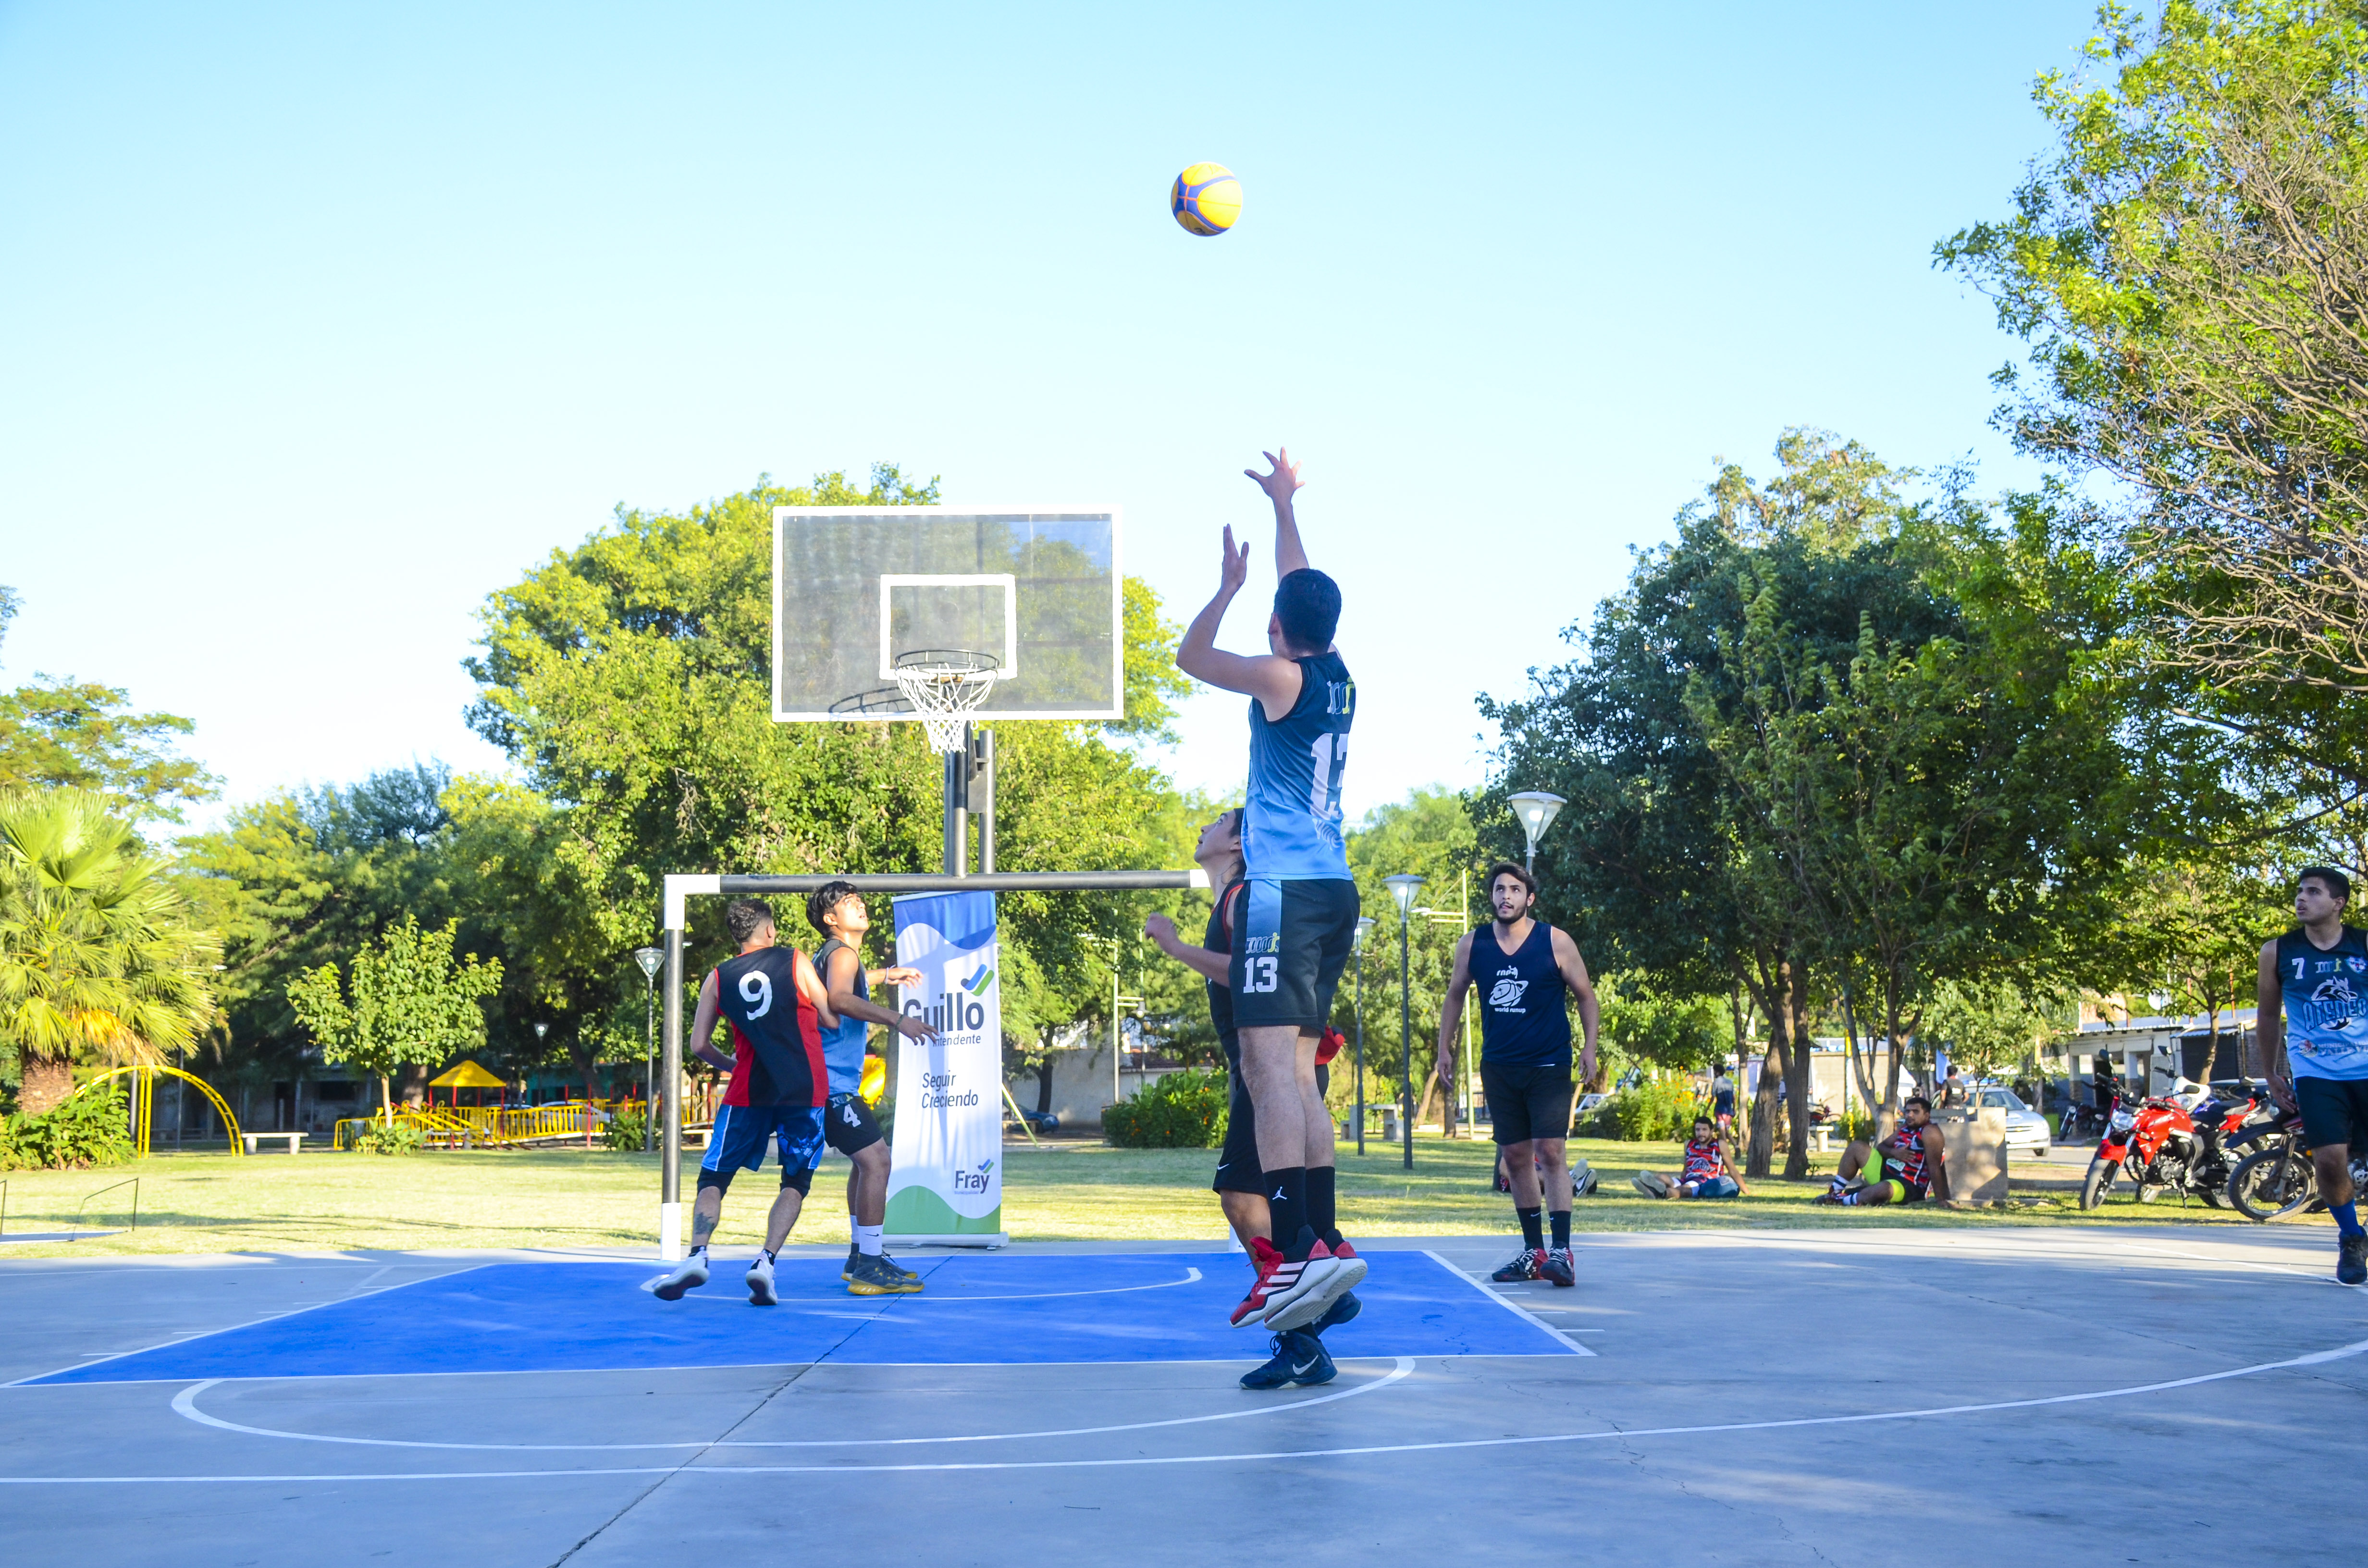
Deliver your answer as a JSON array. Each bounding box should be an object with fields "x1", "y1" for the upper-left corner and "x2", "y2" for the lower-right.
[{"x1": 0, "y1": 1, "x2": 2097, "y2": 834}]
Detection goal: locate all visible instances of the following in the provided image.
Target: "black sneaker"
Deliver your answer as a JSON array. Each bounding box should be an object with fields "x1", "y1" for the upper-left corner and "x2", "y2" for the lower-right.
[
  {"x1": 1490, "y1": 1248, "x2": 1542, "y2": 1283},
  {"x1": 2340, "y1": 1233, "x2": 2368, "y2": 1287},
  {"x1": 1541, "y1": 1247, "x2": 1576, "y2": 1287},
  {"x1": 841, "y1": 1244, "x2": 860, "y2": 1283},
  {"x1": 1239, "y1": 1331, "x2": 1331, "y2": 1390},
  {"x1": 1310, "y1": 1289, "x2": 1362, "y2": 1335},
  {"x1": 876, "y1": 1249, "x2": 921, "y2": 1285},
  {"x1": 847, "y1": 1251, "x2": 923, "y2": 1296}
]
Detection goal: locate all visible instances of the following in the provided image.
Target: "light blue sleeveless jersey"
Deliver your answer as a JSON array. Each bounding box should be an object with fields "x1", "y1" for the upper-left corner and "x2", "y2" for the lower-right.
[
  {"x1": 814, "y1": 937, "x2": 870, "y2": 1096},
  {"x1": 1244, "y1": 652, "x2": 1354, "y2": 881}
]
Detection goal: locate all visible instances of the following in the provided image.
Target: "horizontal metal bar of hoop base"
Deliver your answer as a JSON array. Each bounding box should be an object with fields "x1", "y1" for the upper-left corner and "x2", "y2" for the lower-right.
[
  {"x1": 715, "y1": 871, "x2": 1203, "y2": 895},
  {"x1": 717, "y1": 870, "x2": 1206, "y2": 895}
]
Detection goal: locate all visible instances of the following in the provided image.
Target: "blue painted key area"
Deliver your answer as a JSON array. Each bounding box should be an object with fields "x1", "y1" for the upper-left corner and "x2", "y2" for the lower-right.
[{"x1": 28, "y1": 1250, "x2": 1571, "y2": 1384}]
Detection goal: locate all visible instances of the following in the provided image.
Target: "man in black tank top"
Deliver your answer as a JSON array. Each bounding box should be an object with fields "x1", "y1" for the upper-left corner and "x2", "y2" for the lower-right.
[{"x1": 1437, "y1": 862, "x2": 1598, "y2": 1288}]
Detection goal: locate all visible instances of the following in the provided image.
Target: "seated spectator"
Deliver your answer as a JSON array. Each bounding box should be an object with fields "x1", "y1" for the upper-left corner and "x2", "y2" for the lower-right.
[
  {"x1": 1630, "y1": 1116, "x2": 1745, "y2": 1199},
  {"x1": 1815, "y1": 1096, "x2": 1951, "y2": 1207}
]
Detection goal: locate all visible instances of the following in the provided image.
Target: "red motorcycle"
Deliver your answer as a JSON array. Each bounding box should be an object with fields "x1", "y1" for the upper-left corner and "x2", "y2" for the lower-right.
[{"x1": 2080, "y1": 1092, "x2": 2208, "y2": 1210}]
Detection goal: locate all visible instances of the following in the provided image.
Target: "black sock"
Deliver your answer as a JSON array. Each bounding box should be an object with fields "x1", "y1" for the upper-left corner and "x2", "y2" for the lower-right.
[
  {"x1": 1517, "y1": 1206, "x2": 1544, "y2": 1250},
  {"x1": 689, "y1": 1242, "x2": 708, "y2": 1257},
  {"x1": 1267, "y1": 1167, "x2": 1309, "y2": 1258},
  {"x1": 1550, "y1": 1210, "x2": 1570, "y2": 1250},
  {"x1": 1307, "y1": 1165, "x2": 1337, "y2": 1244}
]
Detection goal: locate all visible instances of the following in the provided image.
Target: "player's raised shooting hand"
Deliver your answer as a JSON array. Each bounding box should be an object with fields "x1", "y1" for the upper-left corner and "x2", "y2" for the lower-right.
[
  {"x1": 1244, "y1": 447, "x2": 1303, "y2": 507},
  {"x1": 1217, "y1": 524, "x2": 1250, "y2": 597}
]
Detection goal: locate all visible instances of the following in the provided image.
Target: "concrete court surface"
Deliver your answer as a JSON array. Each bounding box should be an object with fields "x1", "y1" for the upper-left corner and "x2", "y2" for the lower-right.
[{"x1": 1, "y1": 1226, "x2": 2363, "y2": 1568}]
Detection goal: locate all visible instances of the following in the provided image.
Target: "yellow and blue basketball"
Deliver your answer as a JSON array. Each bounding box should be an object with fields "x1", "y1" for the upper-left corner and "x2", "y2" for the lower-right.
[{"x1": 1171, "y1": 162, "x2": 1242, "y2": 236}]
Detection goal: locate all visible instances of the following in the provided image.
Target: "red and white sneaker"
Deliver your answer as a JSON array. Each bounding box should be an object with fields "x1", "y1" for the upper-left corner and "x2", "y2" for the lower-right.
[
  {"x1": 1265, "y1": 1239, "x2": 1357, "y2": 1331},
  {"x1": 1229, "y1": 1237, "x2": 1297, "y2": 1326}
]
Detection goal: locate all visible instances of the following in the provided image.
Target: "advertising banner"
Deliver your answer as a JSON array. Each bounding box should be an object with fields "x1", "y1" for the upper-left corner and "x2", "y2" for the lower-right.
[{"x1": 886, "y1": 890, "x2": 1008, "y2": 1246}]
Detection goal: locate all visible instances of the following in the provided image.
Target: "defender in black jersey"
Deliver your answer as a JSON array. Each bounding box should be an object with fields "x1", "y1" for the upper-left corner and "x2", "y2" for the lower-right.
[
  {"x1": 652, "y1": 898, "x2": 840, "y2": 1307},
  {"x1": 1177, "y1": 447, "x2": 1366, "y2": 1338},
  {"x1": 1147, "y1": 806, "x2": 1359, "y2": 1389},
  {"x1": 1438, "y1": 862, "x2": 1598, "y2": 1287}
]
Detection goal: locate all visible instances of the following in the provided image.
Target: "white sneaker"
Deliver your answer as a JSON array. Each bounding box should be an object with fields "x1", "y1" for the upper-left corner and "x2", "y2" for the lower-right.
[
  {"x1": 746, "y1": 1252, "x2": 778, "y2": 1306},
  {"x1": 653, "y1": 1250, "x2": 711, "y2": 1301},
  {"x1": 1262, "y1": 1245, "x2": 1349, "y2": 1331}
]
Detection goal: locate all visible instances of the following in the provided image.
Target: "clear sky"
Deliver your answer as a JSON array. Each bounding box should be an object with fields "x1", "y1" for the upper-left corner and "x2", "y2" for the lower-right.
[{"x1": 0, "y1": 1, "x2": 2096, "y2": 833}]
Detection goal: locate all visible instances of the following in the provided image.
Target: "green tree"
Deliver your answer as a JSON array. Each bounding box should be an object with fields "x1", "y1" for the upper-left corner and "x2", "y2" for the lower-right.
[
  {"x1": 0, "y1": 787, "x2": 220, "y2": 1113},
  {"x1": 1922, "y1": 979, "x2": 2064, "y2": 1084},
  {"x1": 1940, "y1": 0, "x2": 2368, "y2": 803},
  {"x1": 0, "y1": 589, "x2": 217, "y2": 822},
  {"x1": 286, "y1": 915, "x2": 504, "y2": 1122}
]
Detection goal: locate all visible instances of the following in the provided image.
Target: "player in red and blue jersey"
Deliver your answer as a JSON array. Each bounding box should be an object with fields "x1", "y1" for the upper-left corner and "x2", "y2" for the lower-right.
[
  {"x1": 1633, "y1": 1116, "x2": 1745, "y2": 1201},
  {"x1": 1177, "y1": 447, "x2": 1367, "y2": 1341},
  {"x1": 653, "y1": 897, "x2": 840, "y2": 1307},
  {"x1": 1817, "y1": 1096, "x2": 1951, "y2": 1208},
  {"x1": 2258, "y1": 865, "x2": 2368, "y2": 1286}
]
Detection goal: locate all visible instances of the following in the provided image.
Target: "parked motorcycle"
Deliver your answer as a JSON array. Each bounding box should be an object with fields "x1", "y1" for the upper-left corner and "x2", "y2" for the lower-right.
[
  {"x1": 2186, "y1": 1086, "x2": 2278, "y2": 1210},
  {"x1": 2079, "y1": 1093, "x2": 2213, "y2": 1209},
  {"x1": 2227, "y1": 1120, "x2": 2368, "y2": 1221}
]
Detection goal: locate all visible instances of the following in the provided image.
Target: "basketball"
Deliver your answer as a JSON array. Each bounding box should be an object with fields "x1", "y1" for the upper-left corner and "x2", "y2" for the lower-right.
[{"x1": 1171, "y1": 161, "x2": 1242, "y2": 236}]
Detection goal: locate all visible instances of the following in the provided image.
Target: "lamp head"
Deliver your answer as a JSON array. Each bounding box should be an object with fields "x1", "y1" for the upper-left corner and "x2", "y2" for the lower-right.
[
  {"x1": 1506, "y1": 790, "x2": 1566, "y2": 855},
  {"x1": 534, "y1": 1021, "x2": 548, "y2": 1041},
  {"x1": 633, "y1": 946, "x2": 664, "y2": 981},
  {"x1": 1382, "y1": 873, "x2": 1425, "y2": 918},
  {"x1": 1352, "y1": 915, "x2": 1376, "y2": 953},
  {"x1": 2147, "y1": 990, "x2": 2173, "y2": 1013}
]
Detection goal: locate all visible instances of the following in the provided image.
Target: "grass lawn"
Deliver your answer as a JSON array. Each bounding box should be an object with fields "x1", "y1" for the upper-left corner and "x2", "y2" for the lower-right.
[{"x1": 0, "y1": 1134, "x2": 2301, "y2": 1260}]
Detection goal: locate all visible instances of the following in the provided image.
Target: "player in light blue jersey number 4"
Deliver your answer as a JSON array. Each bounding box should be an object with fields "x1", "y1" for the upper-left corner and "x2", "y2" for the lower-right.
[
  {"x1": 2258, "y1": 865, "x2": 2368, "y2": 1286},
  {"x1": 1177, "y1": 448, "x2": 1367, "y2": 1348}
]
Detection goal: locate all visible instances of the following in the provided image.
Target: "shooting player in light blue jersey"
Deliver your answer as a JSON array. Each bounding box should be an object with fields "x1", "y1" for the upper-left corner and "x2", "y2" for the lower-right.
[
  {"x1": 1177, "y1": 447, "x2": 1367, "y2": 1348},
  {"x1": 2258, "y1": 865, "x2": 2368, "y2": 1286}
]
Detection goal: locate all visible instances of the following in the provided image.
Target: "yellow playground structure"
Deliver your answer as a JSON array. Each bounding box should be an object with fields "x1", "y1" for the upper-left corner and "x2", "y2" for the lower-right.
[
  {"x1": 330, "y1": 1100, "x2": 626, "y2": 1150},
  {"x1": 62, "y1": 1066, "x2": 244, "y2": 1157}
]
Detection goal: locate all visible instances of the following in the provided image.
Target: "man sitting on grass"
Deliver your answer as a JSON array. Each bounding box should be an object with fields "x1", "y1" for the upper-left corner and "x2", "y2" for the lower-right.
[
  {"x1": 1631, "y1": 1116, "x2": 1744, "y2": 1199},
  {"x1": 1815, "y1": 1095, "x2": 1952, "y2": 1207}
]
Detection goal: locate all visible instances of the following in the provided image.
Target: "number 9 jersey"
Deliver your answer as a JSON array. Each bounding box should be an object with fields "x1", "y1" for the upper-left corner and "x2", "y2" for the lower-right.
[{"x1": 713, "y1": 946, "x2": 830, "y2": 1108}]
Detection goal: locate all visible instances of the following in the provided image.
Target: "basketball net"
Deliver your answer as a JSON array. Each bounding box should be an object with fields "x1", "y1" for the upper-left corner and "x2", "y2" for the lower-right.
[{"x1": 893, "y1": 661, "x2": 998, "y2": 753}]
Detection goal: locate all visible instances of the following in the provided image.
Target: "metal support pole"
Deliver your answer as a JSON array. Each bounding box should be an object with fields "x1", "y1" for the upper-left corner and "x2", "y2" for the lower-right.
[
  {"x1": 1354, "y1": 952, "x2": 1366, "y2": 1156},
  {"x1": 943, "y1": 723, "x2": 970, "y2": 877},
  {"x1": 1399, "y1": 914, "x2": 1414, "y2": 1170},
  {"x1": 660, "y1": 914, "x2": 688, "y2": 1261},
  {"x1": 973, "y1": 727, "x2": 995, "y2": 875},
  {"x1": 641, "y1": 977, "x2": 656, "y2": 1153}
]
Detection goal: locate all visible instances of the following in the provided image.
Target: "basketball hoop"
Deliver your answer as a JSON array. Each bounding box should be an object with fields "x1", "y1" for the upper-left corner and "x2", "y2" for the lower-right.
[{"x1": 889, "y1": 649, "x2": 1000, "y2": 753}]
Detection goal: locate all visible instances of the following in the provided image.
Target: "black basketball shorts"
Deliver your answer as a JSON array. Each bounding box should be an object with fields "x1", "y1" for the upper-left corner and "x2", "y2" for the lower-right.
[
  {"x1": 824, "y1": 1091, "x2": 885, "y2": 1157},
  {"x1": 1230, "y1": 877, "x2": 1360, "y2": 1033},
  {"x1": 1481, "y1": 1061, "x2": 1577, "y2": 1146},
  {"x1": 1210, "y1": 1045, "x2": 1263, "y2": 1195},
  {"x1": 2296, "y1": 1076, "x2": 2368, "y2": 1153}
]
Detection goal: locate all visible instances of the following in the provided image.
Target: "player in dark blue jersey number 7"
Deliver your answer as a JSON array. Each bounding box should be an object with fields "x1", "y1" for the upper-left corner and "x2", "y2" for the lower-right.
[{"x1": 1177, "y1": 448, "x2": 1367, "y2": 1338}]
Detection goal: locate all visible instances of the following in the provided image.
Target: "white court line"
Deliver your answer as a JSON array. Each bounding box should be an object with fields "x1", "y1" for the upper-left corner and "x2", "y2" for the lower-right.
[
  {"x1": 167, "y1": 1357, "x2": 1417, "y2": 1450},
  {"x1": 0, "y1": 1264, "x2": 497, "y2": 1388},
  {"x1": 1423, "y1": 1249, "x2": 1596, "y2": 1358},
  {"x1": 636, "y1": 1266, "x2": 1205, "y2": 1302},
  {"x1": 10, "y1": 1332, "x2": 2368, "y2": 1482}
]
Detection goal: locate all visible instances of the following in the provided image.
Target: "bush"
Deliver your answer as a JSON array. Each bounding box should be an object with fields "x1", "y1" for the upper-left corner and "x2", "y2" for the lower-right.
[
  {"x1": 604, "y1": 1107, "x2": 648, "y2": 1152},
  {"x1": 347, "y1": 1119, "x2": 424, "y2": 1155},
  {"x1": 1595, "y1": 1078, "x2": 1710, "y2": 1143},
  {"x1": 1838, "y1": 1107, "x2": 1875, "y2": 1144},
  {"x1": 1104, "y1": 1067, "x2": 1229, "y2": 1149},
  {"x1": 0, "y1": 1084, "x2": 137, "y2": 1171}
]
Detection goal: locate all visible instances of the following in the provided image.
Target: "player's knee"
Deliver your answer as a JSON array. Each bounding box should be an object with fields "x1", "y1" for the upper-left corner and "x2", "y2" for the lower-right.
[
  {"x1": 780, "y1": 1164, "x2": 815, "y2": 1195},
  {"x1": 697, "y1": 1168, "x2": 735, "y2": 1199},
  {"x1": 853, "y1": 1140, "x2": 890, "y2": 1174}
]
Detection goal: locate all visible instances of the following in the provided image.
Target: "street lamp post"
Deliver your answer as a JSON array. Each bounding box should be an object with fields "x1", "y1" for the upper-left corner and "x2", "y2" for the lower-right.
[
  {"x1": 634, "y1": 946, "x2": 665, "y2": 1153},
  {"x1": 1351, "y1": 916, "x2": 1375, "y2": 1155},
  {"x1": 1383, "y1": 874, "x2": 1424, "y2": 1170},
  {"x1": 1506, "y1": 791, "x2": 1567, "y2": 874}
]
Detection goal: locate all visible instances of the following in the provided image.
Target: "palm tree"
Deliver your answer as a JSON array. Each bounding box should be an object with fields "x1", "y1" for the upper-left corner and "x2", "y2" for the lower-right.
[{"x1": 0, "y1": 787, "x2": 219, "y2": 1114}]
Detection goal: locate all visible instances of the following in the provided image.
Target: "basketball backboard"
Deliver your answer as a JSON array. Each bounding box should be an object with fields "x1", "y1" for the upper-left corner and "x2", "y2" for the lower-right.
[{"x1": 772, "y1": 508, "x2": 1123, "y2": 724}]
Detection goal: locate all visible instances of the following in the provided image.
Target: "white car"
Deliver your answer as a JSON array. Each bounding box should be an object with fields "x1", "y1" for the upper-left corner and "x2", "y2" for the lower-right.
[{"x1": 1974, "y1": 1087, "x2": 2051, "y2": 1154}]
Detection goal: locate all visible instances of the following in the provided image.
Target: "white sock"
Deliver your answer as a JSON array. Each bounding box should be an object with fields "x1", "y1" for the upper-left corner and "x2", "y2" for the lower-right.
[{"x1": 854, "y1": 1222, "x2": 884, "y2": 1257}]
